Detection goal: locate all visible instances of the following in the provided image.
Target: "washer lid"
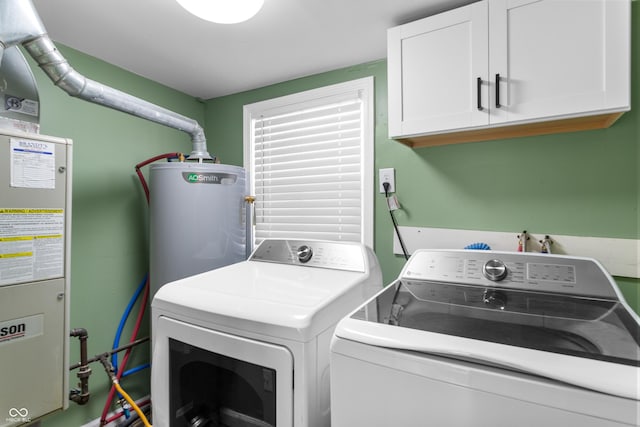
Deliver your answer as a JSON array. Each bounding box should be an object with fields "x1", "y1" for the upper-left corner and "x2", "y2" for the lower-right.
[
  {"x1": 336, "y1": 277, "x2": 640, "y2": 400},
  {"x1": 336, "y1": 250, "x2": 640, "y2": 400},
  {"x1": 152, "y1": 258, "x2": 377, "y2": 341}
]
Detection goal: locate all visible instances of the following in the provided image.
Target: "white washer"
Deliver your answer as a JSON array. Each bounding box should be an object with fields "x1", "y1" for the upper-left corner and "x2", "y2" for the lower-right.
[
  {"x1": 151, "y1": 239, "x2": 381, "y2": 427},
  {"x1": 331, "y1": 249, "x2": 640, "y2": 427}
]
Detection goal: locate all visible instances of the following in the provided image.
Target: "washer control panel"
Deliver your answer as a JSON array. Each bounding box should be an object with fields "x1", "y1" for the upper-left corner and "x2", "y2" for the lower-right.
[
  {"x1": 250, "y1": 239, "x2": 367, "y2": 272},
  {"x1": 400, "y1": 249, "x2": 617, "y2": 299}
]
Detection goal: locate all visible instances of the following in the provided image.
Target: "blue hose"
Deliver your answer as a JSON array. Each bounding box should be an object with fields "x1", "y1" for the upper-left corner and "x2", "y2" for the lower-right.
[
  {"x1": 122, "y1": 363, "x2": 150, "y2": 378},
  {"x1": 112, "y1": 273, "x2": 148, "y2": 373},
  {"x1": 464, "y1": 242, "x2": 491, "y2": 250}
]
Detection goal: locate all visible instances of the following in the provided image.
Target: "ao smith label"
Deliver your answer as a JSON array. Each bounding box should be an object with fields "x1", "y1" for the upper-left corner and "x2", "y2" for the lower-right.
[{"x1": 182, "y1": 172, "x2": 238, "y2": 184}]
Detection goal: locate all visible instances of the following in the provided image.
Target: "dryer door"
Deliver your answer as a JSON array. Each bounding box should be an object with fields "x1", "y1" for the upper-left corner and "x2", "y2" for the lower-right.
[{"x1": 152, "y1": 316, "x2": 293, "y2": 427}]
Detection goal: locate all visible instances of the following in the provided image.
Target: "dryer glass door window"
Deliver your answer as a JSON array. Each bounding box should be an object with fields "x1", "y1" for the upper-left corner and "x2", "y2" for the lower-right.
[
  {"x1": 152, "y1": 316, "x2": 294, "y2": 427},
  {"x1": 169, "y1": 338, "x2": 276, "y2": 427}
]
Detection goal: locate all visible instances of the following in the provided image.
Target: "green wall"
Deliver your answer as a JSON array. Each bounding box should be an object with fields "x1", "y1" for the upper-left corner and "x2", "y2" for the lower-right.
[
  {"x1": 28, "y1": 45, "x2": 202, "y2": 427},
  {"x1": 204, "y1": 3, "x2": 639, "y2": 307},
  {"x1": 25, "y1": 3, "x2": 639, "y2": 426}
]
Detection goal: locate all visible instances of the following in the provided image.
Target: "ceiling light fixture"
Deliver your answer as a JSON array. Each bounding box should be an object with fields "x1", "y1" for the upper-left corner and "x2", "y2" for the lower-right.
[{"x1": 176, "y1": 0, "x2": 265, "y2": 24}]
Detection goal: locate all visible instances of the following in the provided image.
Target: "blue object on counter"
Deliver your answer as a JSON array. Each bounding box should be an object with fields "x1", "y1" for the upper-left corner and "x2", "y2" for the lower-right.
[{"x1": 464, "y1": 242, "x2": 491, "y2": 250}]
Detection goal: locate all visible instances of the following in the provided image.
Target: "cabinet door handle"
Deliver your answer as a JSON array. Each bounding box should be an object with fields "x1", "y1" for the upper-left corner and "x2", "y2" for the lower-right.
[
  {"x1": 477, "y1": 77, "x2": 483, "y2": 111},
  {"x1": 495, "y1": 73, "x2": 501, "y2": 108}
]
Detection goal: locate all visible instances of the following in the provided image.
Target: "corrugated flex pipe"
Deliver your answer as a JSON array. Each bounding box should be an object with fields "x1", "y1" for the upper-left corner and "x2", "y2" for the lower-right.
[{"x1": 0, "y1": 0, "x2": 212, "y2": 161}]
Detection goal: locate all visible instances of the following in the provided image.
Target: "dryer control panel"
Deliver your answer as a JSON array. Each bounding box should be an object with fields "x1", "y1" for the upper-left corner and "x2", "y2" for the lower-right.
[{"x1": 250, "y1": 239, "x2": 368, "y2": 272}]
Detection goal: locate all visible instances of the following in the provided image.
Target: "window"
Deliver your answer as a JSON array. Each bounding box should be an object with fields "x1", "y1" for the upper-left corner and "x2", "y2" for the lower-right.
[{"x1": 243, "y1": 77, "x2": 374, "y2": 249}]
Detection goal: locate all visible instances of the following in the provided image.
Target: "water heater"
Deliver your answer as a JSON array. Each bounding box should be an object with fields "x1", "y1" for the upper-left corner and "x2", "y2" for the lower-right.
[
  {"x1": 0, "y1": 130, "x2": 72, "y2": 427},
  {"x1": 149, "y1": 162, "x2": 248, "y2": 297}
]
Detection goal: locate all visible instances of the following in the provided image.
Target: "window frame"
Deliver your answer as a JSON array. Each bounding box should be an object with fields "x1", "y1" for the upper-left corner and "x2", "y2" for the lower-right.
[{"x1": 243, "y1": 76, "x2": 374, "y2": 249}]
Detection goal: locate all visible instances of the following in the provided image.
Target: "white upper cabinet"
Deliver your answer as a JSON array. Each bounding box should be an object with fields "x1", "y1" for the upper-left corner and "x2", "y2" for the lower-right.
[
  {"x1": 388, "y1": 0, "x2": 631, "y2": 147},
  {"x1": 387, "y1": 2, "x2": 489, "y2": 137}
]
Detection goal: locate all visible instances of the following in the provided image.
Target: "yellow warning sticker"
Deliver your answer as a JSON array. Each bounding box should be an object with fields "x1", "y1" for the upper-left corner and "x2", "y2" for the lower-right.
[{"x1": 0, "y1": 208, "x2": 65, "y2": 286}]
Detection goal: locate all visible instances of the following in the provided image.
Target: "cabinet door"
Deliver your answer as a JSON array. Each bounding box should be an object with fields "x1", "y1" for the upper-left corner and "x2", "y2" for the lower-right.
[
  {"x1": 489, "y1": 0, "x2": 630, "y2": 124},
  {"x1": 388, "y1": 2, "x2": 489, "y2": 138}
]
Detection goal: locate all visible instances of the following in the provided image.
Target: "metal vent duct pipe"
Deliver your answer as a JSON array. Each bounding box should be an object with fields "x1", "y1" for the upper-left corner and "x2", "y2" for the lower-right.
[{"x1": 0, "y1": 0, "x2": 212, "y2": 160}]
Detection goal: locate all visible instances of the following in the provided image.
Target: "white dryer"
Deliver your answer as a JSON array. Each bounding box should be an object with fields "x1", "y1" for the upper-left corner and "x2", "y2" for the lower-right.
[
  {"x1": 331, "y1": 249, "x2": 640, "y2": 427},
  {"x1": 151, "y1": 239, "x2": 381, "y2": 427}
]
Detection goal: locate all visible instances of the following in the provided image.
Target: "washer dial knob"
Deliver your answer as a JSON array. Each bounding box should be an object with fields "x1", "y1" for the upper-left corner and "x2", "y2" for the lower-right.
[
  {"x1": 482, "y1": 259, "x2": 508, "y2": 281},
  {"x1": 297, "y1": 245, "x2": 313, "y2": 263}
]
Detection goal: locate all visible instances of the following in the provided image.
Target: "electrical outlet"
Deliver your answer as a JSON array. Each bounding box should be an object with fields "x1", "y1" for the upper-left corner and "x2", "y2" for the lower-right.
[{"x1": 379, "y1": 168, "x2": 395, "y2": 193}]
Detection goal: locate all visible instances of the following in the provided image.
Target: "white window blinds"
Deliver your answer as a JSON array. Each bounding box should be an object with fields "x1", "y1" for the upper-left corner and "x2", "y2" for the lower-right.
[{"x1": 244, "y1": 77, "x2": 373, "y2": 247}]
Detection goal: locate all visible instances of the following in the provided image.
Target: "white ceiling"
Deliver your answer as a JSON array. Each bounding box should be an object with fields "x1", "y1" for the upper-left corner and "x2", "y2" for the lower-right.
[{"x1": 31, "y1": 0, "x2": 474, "y2": 100}]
